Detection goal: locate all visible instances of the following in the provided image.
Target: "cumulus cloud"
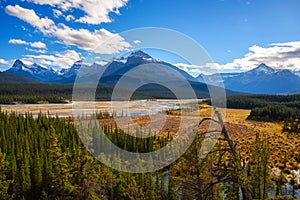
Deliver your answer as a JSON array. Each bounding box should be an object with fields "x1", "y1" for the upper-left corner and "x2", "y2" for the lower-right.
[
  {"x1": 6, "y1": 5, "x2": 55, "y2": 35},
  {"x1": 0, "y1": 58, "x2": 13, "y2": 71},
  {"x1": 0, "y1": 58, "x2": 9, "y2": 65},
  {"x1": 65, "y1": 14, "x2": 75, "y2": 21},
  {"x1": 25, "y1": 48, "x2": 47, "y2": 54},
  {"x1": 9, "y1": 38, "x2": 47, "y2": 49},
  {"x1": 9, "y1": 39, "x2": 27, "y2": 45},
  {"x1": 133, "y1": 40, "x2": 141, "y2": 44},
  {"x1": 174, "y1": 63, "x2": 207, "y2": 77},
  {"x1": 30, "y1": 41, "x2": 47, "y2": 49},
  {"x1": 25, "y1": 50, "x2": 81, "y2": 69},
  {"x1": 95, "y1": 60, "x2": 109, "y2": 66},
  {"x1": 174, "y1": 41, "x2": 300, "y2": 76},
  {"x1": 53, "y1": 9, "x2": 63, "y2": 18},
  {"x1": 5, "y1": 4, "x2": 131, "y2": 54},
  {"x1": 20, "y1": 57, "x2": 35, "y2": 65},
  {"x1": 53, "y1": 9, "x2": 75, "y2": 22},
  {"x1": 55, "y1": 24, "x2": 131, "y2": 54},
  {"x1": 26, "y1": 0, "x2": 128, "y2": 25},
  {"x1": 174, "y1": 62, "x2": 230, "y2": 76},
  {"x1": 220, "y1": 41, "x2": 300, "y2": 71},
  {"x1": 52, "y1": 50, "x2": 81, "y2": 68}
]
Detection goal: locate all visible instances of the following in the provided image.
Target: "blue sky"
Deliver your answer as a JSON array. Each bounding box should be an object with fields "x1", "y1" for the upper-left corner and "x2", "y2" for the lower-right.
[{"x1": 0, "y1": 0, "x2": 299, "y2": 75}]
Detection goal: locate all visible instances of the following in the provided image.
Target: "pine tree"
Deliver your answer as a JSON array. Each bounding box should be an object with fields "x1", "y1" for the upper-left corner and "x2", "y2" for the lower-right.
[
  {"x1": 125, "y1": 177, "x2": 145, "y2": 200},
  {"x1": 47, "y1": 126, "x2": 75, "y2": 199},
  {"x1": 167, "y1": 173, "x2": 177, "y2": 200},
  {"x1": 0, "y1": 149, "x2": 11, "y2": 199},
  {"x1": 32, "y1": 150, "x2": 43, "y2": 196},
  {"x1": 249, "y1": 133, "x2": 271, "y2": 199}
]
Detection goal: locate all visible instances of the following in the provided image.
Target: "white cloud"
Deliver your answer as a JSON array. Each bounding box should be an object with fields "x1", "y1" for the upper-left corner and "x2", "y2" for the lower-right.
[
  {"x1": 174, "y1": 63, "x2": 229, "y2": 76},
  {"x1": 9, "y1": 39, "x2": 27, "y2": 45},
  {"x1": 9, "y1": 38, "x2": 47, "y2": 49},
  {"x1": 95, "y1": 60, "x2": 109, "y2": 66},
  {"x1": 26, "y1": 0, "x2": 128, "y2": 25},
  {"x1": 30, "y1": 41, "x2": 47, "y2": 49},
  {"x1": 54, "y1": 24, "x2": 131, "y2": 54},
  {"x1": 20, "y1": 57, "x2": 35, "y2": 65},
  {"x1": 6, "y1": 4, "x2": 131, "y2": 54},
  {"x1": 25, "y1": 50, "x2": 81, "y2": 69},
  {"x1": 176, "y1": 41, "x2": 300, "y2": 76},
  {"x1": 0, "y1": 58, "x2": 14, "y2": 71},
  {"x1": 174, "y1": 63, "x2": 208, "y2": 77},
  {"x1": 6, "y1": 5, "x2": 55, "y2": 34},
  {"x1": 220, "y1": 41, "x2": 300, "y2": 71},
  {"x1": 65, "y1": 14, "x2": 75, "y2": 21},
  {"x1": 53, "y1": 9, "x2": 63, "y2": 18},
  {"x1": 133, "y1": 40, "x2": 141, "y2": 44},
  {"x1": 52, "y1": 50, "x2": 81, "y2": 68},
  {"x1": 0, "y1": 58, "x2": 9, "y2": 65},
  {"x1": 25, "y1": 47, "x2": 47, "y2": 53}
]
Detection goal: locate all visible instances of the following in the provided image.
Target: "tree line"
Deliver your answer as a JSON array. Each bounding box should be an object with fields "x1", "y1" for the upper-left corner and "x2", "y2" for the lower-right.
[
  {"x1": 208, "y1": 95, "x2": 300, "y2": 110},
  {"x1": 247, "y1": 105, "x2": 300, "y2": 122},
  {"x1": 0, "y1": 84, "x2": 172, "y2": 104},
  {"x1": 0, "y1": 84, "x2": 72, "y2": 104}
]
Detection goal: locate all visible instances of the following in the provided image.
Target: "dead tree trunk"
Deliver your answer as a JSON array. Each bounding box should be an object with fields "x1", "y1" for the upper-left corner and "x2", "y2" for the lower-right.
[{"x1": 215, "y1": 110, "x2": 253, "y2": 200}]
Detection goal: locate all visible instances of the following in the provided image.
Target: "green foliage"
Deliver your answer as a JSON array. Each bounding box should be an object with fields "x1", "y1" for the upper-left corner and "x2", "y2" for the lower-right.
[
  {"x1": 283, "y1": 117, "x2": 300, "y2": 133},
  {"x1": 248, "y1": 133, "x2": 272, "y2": 199},
  {"x1": 0, "y1": 84, "x2": 72, "y2": 104},
  {"x1": 214, "y1": 94, "x2": 300, "y2": 110},
  {"x1": 0, "y1": 149, "x2": 11, "y2": 199},
  {"x1": 0, "y1": 83, "x2": 183, "y2": 104},
  {"x1": 0, "y1": 111, "x2": 159, "y2": 199},
  {"x1": 247, "y1": 105, "x2": 299, "y2": 122}
]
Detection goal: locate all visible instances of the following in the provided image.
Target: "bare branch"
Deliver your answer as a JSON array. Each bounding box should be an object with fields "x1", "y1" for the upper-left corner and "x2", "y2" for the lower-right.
[{"x1": 198, "y1": 117, "x2": 221, "y2": 127}]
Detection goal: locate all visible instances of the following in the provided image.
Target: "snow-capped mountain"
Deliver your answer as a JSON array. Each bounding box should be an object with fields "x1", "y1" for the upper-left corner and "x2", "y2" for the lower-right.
[
  {"x1": 197, "y1": 72, "x2": 240, "y2": 85},
  {"x1": 4, "y1": 51, "x2": 197, "y2": 84},
  {"x1": 125, "y1": 50, "x2": 160, "y2": 66},
  {"x1": 292, "y1": 70, "x2": 300, "y2": 77},
  {"x1": 3, "y1": 55, "x2": 300, "y2": 94},
  {"x1": 248, "y1": 63, "x2": 275, "y2": 74},
  {"x1": 60, "y1": 60, "x2": 94, "y2": 78},
  {"x1": 101, "y1": 51, "x2": 196, "y2": 82},
  {"x1": 198, "y1": 63, "x2": 300, "y2": 94},
  {"x1": 6, "y1": 59, "x2": 59, "y2": 82}
]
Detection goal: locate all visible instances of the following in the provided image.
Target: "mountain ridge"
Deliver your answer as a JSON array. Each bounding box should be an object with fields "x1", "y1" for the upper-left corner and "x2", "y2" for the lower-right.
[
  {"x1": 2, "y1": 52, "x2": 300, "y2": 94},
  {"x1": 197, "y1": 63, "x2": 300, "y2": 94}
]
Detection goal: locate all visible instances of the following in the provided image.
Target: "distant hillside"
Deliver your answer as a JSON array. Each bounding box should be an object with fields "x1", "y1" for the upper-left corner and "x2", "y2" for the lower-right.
[{"x1": 0, "y1": 72, "x2": 38, "y2": 84}]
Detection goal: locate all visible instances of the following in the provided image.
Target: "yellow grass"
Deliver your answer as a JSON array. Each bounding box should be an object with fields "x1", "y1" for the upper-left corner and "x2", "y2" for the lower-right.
[{"x1": 221, "y1": 108, "x2": 300, "y2": 170}]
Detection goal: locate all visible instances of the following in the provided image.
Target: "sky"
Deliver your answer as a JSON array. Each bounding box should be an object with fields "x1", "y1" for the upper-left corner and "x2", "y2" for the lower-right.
[{"x1": 0, "y1": 0, "x2": 299, "y2": 75}]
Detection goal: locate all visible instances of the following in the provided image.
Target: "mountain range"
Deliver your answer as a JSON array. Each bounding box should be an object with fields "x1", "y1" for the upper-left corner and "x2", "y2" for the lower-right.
[
  {"x1": 2, "y1": 51, "x2": 300, "y2": 94},
  {"x1": 4, "y1": 51, "x2": 197, "y2": 84},
  {"x1": 197, "y1": 63, "x2": 300, "y2": 94}
]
